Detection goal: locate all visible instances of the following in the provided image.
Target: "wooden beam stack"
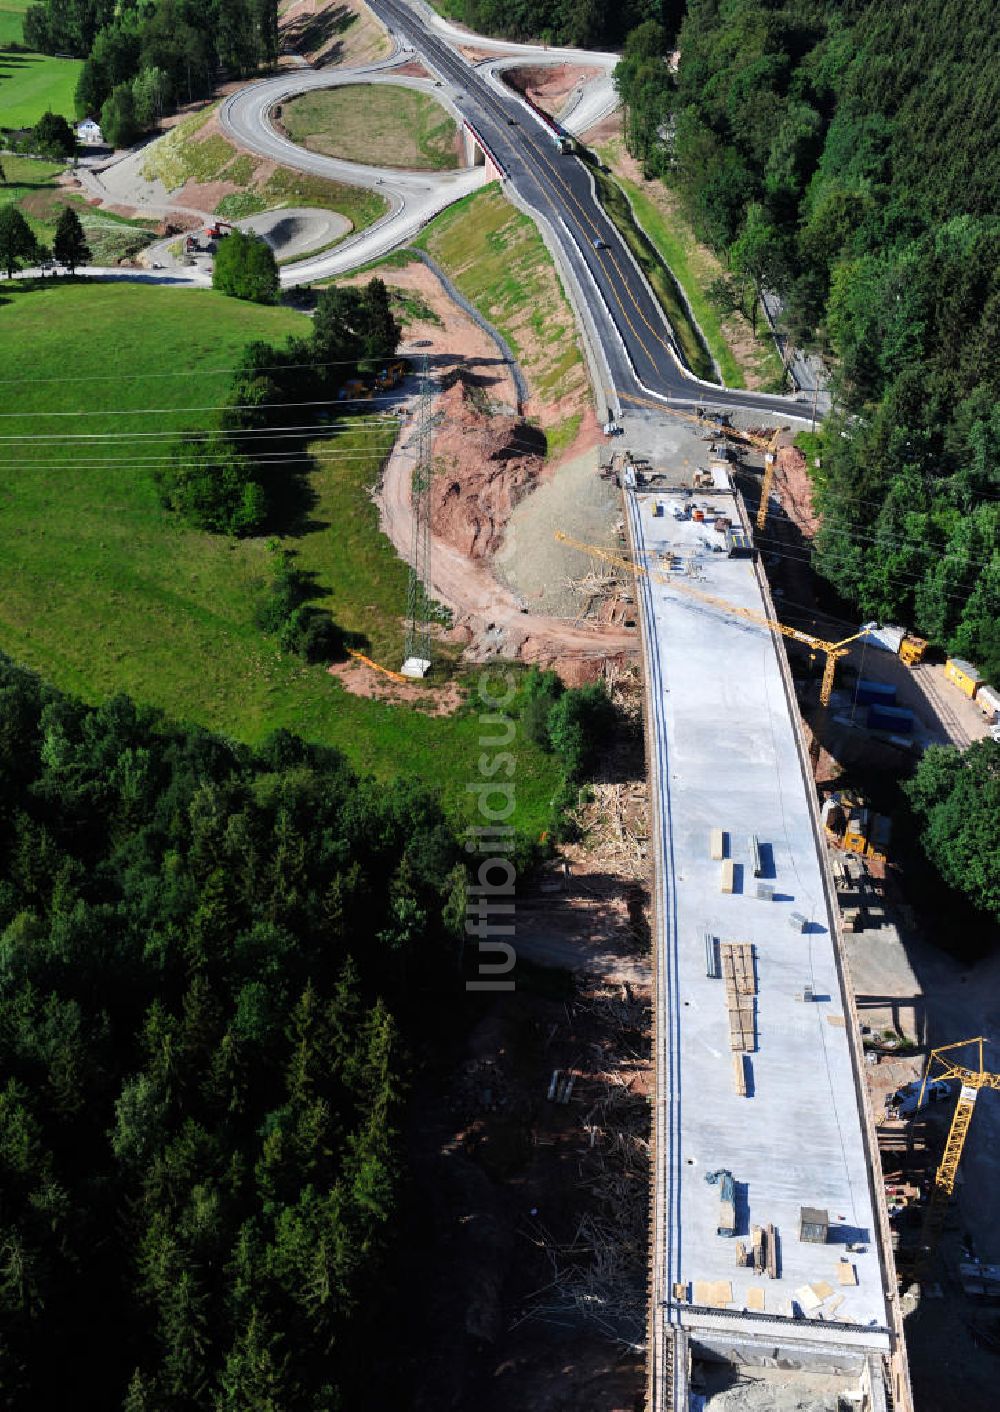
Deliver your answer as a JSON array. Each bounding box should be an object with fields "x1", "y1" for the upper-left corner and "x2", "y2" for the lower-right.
[{"x1": 720, "y1": 941, "x2": 756, "y2": 1052}]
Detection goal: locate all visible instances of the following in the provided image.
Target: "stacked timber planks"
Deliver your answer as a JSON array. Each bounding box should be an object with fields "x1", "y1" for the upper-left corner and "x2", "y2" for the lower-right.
[{"x1": 720, "y1": 941, "x2": 756, "y2": 1052}]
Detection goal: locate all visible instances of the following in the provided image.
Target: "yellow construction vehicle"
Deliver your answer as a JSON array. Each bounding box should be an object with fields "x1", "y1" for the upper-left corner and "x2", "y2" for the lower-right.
[
  {"x1": 898, "y1": 633, "x2": 928, "y2": 666},
  {"x1": 375, "y1": 360, "x2": 408, "y2": 392},
  {"x1": 820, "y1": 790, "x2": 891, "y2": 862},
  {"x1": 912, "y1": 1039, "x2": 1000, "y2": 1274},
  {"x1": 553, "y1": 529, "x2": 874, "y2": 707}
]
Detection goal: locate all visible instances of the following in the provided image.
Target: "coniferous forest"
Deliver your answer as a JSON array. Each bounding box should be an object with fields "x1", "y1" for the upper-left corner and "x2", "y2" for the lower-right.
[{"x1": 0, "y1": 653, "x2": 464, "y2": 1409}]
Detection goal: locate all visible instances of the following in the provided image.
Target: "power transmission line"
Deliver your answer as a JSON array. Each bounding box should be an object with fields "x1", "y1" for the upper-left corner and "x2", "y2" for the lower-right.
[
  {"x1": 0, "y1": 353, "x2": 430, "y2": 385},
  {"x1": 403, "y1": 355, "x2": 433, "y2": 676}
]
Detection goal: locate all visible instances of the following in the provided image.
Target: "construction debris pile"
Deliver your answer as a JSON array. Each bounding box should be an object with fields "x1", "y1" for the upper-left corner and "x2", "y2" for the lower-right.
[
  {"x1": 561, "y1": 514, "x2": 638, "y2": 629},
  {"x1": 559, "y1": 663, "x2": 649, "y2": 887},
  {"x1": 514, "y1": 983, "x2": 651, "y2": 1348}
]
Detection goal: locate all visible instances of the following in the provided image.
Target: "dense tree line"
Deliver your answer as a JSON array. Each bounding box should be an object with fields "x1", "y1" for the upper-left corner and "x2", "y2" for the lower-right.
[
  {"x1": 156, "y1": 278, "x2": 401, "y2": 538},
  {"x1": 617, "y1": 0, "x2": 1000, "y2": 680},
  {"x1": 905, "y1": 740, "x2": 1000, "y2": 922},
  {"x1": 22, "y1": 0, "x2": 278, "y2": 137},
  {"x1": 444, "y1": 0, "x2": 684, "y2": 51},
  {"x1": 0, "y1": 651, "x2": 469, "y2": 1408},
  {"x1": 520, "y1": 667, "x2": 617, "y2": 819}
]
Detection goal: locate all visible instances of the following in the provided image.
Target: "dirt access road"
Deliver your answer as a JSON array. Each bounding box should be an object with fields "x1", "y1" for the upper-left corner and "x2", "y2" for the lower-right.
[
  {"x1": 351, "y1": 256, "x2": 635, "y2": 675},
  {"x1": 378, "y1": 418, "x2": 634, "y2": 671}
]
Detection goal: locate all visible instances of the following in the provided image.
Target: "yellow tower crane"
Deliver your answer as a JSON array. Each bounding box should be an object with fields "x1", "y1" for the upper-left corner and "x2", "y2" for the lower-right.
[
  {"x1": 914, "y1": 1038, "x2": 1000, "y2": 1272},
  {"x1": 756, "y1": 428, "x2": 784, "y2": 531},
  {"x1": 609, "y1": 391, "x2": 787, "y2": 528},
  {"x1": 553, "y1": 529, "x2": 874, "y2": 706}
]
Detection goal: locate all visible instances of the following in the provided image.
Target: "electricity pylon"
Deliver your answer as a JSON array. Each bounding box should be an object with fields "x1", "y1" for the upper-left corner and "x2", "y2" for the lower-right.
[{"x1": 403, "y1": 355, "x2": 433, "y2": 676}]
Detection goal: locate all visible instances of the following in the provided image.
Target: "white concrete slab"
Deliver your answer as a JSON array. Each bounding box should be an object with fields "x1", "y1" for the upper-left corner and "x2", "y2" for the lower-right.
[{"x1": 631, "y1": 482, "x2": 891, "y2": 1353}]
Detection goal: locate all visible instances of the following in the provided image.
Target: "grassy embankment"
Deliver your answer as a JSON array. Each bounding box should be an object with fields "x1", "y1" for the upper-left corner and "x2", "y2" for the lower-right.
[
  {"x1": 413, "y1": 185, "x2": 589, "y2": 443},
  {"x1": 1, "y1": 154, "x2": 159, "y2": 260},
  {"x1": 0, "y1": 281, "x2": 563, "y2": 830},
  {"x1": 425, "y1": 0, "x2": 467, "y2": 22},
  {"x1": 597, "y1": 136, "x2": 787, "y2": 391},
  {"x1": 141, "y1": 103, "x2": 388, "y2": 231},
  {"x1": 278, "y1": 0, "x2": 390, "y2": 68},
  {"x1": 281, "y1": 84, "x2": 460, "y2": 171},
  {"x1": 0, "y1": 1, "x2": 82, "y2": 127}
]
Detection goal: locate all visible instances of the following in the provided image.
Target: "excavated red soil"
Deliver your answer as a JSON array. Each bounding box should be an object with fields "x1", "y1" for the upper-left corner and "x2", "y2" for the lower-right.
[
  {"x1": 774, "y1": 444, "x2": 821, "y2": 538},
  {"x1": 431, "y1": 377, "x2": 544, "y2": 559},
  {"x1": 327, "y1": 660, "x2": 464, "y2": 711},
  {"x1": 502, "y1": 63, "x2": 602, "y2": 121},
  {"x1": 392, "y1": 58, "x2": 433, "y2": 79}
]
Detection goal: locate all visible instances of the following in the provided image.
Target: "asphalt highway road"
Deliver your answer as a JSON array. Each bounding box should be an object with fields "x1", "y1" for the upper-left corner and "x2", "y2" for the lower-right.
[{"x1": 371, "y1": 0, "x2": 810, "y2": 418}]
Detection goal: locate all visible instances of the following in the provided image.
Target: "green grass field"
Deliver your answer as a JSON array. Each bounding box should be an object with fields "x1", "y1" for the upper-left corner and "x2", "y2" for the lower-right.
[
  {"x1": 0, "y1": 0, "x2": 26, "y2": 39},
  {"x1": 416, "y1": 186, "x2": 588, "y2": 412},
  {"x1": 0, "y1": 0, "x2": 25, "y2": 47},
  {"x1": 281, "y1": 84, "x2": 460, "y2": 171},
  {"x1": 140, "y1": 104, "x2": 387, "y2": 234},
  {"x1": 0, "y1": 282, "x2": 563, "y2": 829},
  {"x1": 0, "y1": 152, "x2": 64, "y2": 224},
  {"x1": 0, "y1": 24, "x2": 82, "y2": 129}
]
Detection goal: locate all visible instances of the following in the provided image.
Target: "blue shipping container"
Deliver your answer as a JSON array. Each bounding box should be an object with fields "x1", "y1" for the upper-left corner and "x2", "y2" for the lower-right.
[
  {"x1": 868, "y1": 703, "x2": 914, "y2": 734},
  {"x1": 856, "y1": 678, "x2": 897, "y2": 707}
]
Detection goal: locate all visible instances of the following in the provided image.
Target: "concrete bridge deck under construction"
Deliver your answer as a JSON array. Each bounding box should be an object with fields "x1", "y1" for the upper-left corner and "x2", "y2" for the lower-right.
[{"x1": 621, "y1": 420, "x2": 906, "y2": 1409}]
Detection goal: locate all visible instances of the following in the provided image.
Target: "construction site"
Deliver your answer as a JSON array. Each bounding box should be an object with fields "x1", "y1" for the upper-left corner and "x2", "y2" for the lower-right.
[
  {"x1": 571, "y1": 413, "x2": 899, "y2": 1412},
  {"x1": 332, "y1": 258, "x2": 997, "y2": 1411}
]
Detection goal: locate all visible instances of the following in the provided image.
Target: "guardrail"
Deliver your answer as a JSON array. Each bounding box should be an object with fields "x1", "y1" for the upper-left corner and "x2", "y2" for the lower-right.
[
  {"x1": 462, "y1": 119, "x2": 507, "y2": 179},
  {"x1": 741, "y1": 488, "x2": 914, "y2": 1412}
]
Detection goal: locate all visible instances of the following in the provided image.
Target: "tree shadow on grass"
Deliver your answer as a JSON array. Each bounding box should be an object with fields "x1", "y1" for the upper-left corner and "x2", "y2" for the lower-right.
[
  {"x1": 247, "y1": 433, "x2": 324, "y2": 538},
  {"x1": 262, "y1": 548, "x2": 370, "y2": 663},
  {"x1": 282, "y1": 5, "x2": 357, "y2": 61}
]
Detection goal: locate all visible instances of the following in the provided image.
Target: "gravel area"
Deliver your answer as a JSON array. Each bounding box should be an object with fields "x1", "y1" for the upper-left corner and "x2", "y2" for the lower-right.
[
  {"x1": 494, "y1": 445, "x2": 620, "y2": 617},
  {"x1": 238, "y1": 206, "x2": 350, "y2": 258},
  {"x1": 86, "y1": 145, "x2": 182, "y2": 211}
]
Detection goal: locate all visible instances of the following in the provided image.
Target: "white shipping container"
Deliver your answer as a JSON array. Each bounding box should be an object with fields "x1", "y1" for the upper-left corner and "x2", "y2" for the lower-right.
[
  {"x1": 976, "y1": 684, "x2": 1000, "y2": 722},
  {"x1": 860, "y1": 624, "x2": 905, "y2": 653}
]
